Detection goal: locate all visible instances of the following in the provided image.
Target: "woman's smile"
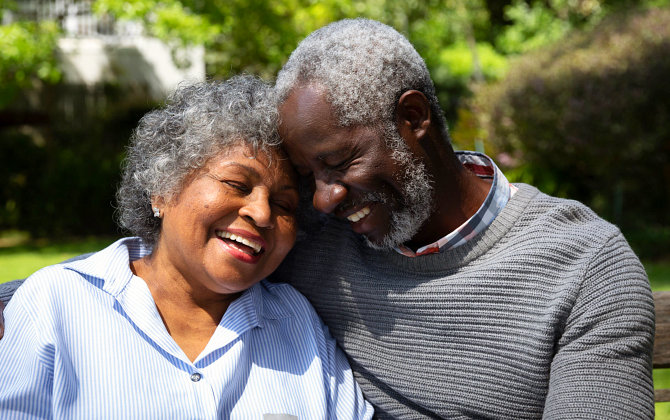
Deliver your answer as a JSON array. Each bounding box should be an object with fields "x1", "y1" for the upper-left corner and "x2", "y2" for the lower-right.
[{"x1": 216, "y1": 228, "x2": 266, "y2": 263}]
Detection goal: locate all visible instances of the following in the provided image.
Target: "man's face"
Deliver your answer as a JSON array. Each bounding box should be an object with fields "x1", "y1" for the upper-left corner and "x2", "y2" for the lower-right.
[{"x1": 278, "y1": 84, "x2": 433, "y2": 249}]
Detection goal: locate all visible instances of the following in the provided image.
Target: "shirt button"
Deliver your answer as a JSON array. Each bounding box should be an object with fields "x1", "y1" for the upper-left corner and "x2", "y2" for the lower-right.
[{"x1": 190, "y1": 372, "x2": 202, "y2": 382}]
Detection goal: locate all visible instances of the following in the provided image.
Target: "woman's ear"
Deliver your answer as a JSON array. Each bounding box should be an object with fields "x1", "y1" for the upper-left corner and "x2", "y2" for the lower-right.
[
  {"x1": 395, "y1": 90, "x2": 432, "y2": 152},
  {"x1": 151, "y1": 196, "x2": 166, "y2": 218}
]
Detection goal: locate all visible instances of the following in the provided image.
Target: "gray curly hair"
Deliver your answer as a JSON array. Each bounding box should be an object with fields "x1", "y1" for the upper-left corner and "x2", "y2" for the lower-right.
[
  {"x1": 116, "y1": 75, "x2": 280, "y2": 246},
  {"x1": 275, "y1": 18, "x2": 448, "y2": 140}
]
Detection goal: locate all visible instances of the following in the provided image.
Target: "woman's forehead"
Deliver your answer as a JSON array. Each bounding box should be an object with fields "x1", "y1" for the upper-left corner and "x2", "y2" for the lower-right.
[{"x1": 209, "y1": 143, "x2": 296, "y2": 184}]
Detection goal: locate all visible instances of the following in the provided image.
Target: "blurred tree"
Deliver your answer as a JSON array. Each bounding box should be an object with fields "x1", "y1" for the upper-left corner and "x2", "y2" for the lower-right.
[
  {"x1": 0, "y1": 1, "x2": 61, "y2": 110},
  {"x1": 90, "y1": 0, "x2": 510, "y2": 122},
  {"x1": 473, "y1": 7, "x2": 670, "y2": 248},
  {"x1": 495, "y1": 0, "x2": 669, "y2": 54},
  {"x1": 92, "y1": 0, "x2": 662, "y2": 132},
  {"x1": 3, "y1": 0, "x2": 668, "y2": 241}
]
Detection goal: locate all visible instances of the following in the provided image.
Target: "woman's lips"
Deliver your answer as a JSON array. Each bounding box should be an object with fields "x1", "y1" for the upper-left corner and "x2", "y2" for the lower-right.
[
  {"x1": 216, "y1": 230, "x2": 264, "y2": 253},
  {"x1": 219, "y1": 239, "x2": 262, "y2": 264},
  {"x1": 215, "y1": 229, "x2": 266, "y2": 264}
]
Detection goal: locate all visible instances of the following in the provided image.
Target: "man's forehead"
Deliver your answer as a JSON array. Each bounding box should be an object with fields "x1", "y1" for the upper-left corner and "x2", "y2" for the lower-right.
[
  {"x1": 280, "y1": 83, "x2": 331, "y2": 118},
  {"x1": 278, "y1": 84, "x2": 344, "y2": 147}
]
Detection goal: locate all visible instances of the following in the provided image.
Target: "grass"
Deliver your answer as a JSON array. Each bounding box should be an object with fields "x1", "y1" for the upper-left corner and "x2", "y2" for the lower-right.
[
  {"x1": 647, "y1": 261, "x2": 670, "y2": 291},
  {"x1": 0, "y1": 233, "x2": 115, "y2": 283},
  {"x1": 650, "y1": 258, "x2": 670, "y2": 417},
  {"x1": 1, "y1": 233, "x2": 669, "y2": 416}
]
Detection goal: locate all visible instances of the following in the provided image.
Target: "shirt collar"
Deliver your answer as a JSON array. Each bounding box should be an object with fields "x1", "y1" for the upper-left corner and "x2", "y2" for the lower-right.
[
  {"x1": 395, "y1": 151, "x2": 515, "y2": 257},
  {"x1": 62, "y1": 237, "x2": 291, "y2": 364},
  {"x1": 62, "y1": 237, "x2": 149, "y2": 296},
  {"x1": 62, "y1": 237, "x2": 290, "y2": 323}
]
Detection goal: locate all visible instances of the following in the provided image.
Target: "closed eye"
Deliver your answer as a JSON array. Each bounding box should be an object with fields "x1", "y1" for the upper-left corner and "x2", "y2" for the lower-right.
[
  {"x1": 271, "y1": 200, "x2": 297, "y2": 214},
  {"x1": 321, "y1": 148, "x2": 358, "y2": 173},
  {"x1": 222, "y1": 180, "x2": 251, "y2": 194},
  {"x1": 325, "y1": 156, "x2": 354, "y2": 172}
]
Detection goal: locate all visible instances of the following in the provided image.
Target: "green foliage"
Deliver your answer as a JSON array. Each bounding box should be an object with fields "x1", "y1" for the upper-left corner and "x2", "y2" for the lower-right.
[
  {"x1": 3, "y1": 0, "x2": 669, "y2": 242},
  {"x1": 474, "y1": 7, "x2": 670, "y2": 241},
  {"x1": 93, "y1": 0, "x2": 221, "y2": 47},
  {"x1": 0, "y1": 84, "x2": 156, "y2": 238},
  {"x1": 0, "y1": 20, "x2": 61, "y2": 108},
  {"x1": 626, "y1": 227, "x2": 670, "y2": 262},
  {"x1": 90, "y1": 0, "x2": 507, "y2": 120},
  {"x1": 497, "y1": 0, "x2": 574, "y2": 53},
  {"x1": 435, "y1": 42, "x2": 508, "y2": 82},
  {"x1": 494, "y1": 0, "x2": 667, "y2": 54}
]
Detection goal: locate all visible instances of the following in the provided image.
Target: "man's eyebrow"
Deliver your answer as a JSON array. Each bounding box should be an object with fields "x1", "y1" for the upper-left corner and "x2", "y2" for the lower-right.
[{"x1": 316, "y1": 149, "x2": 346, "y2": 161}]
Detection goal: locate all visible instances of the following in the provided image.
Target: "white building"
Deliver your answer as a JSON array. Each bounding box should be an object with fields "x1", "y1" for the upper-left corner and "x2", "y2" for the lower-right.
[{"x1": 10, "y1": 0, "x2": 205, "y2": 101}]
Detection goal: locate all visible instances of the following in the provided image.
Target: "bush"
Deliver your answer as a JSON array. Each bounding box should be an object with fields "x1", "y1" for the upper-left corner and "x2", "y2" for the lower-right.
[
  {"x1": 0, "y1": 83, "x2": 156, "y2": 238},
  {"x1": 473, "y1": 7, "x2": 670, "y2": 244}
]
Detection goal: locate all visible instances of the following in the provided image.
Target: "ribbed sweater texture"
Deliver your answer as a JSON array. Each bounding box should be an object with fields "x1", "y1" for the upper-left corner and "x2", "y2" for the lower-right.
[{"x1": 274, "y1": 184, "x2": 655, "y2": 419}]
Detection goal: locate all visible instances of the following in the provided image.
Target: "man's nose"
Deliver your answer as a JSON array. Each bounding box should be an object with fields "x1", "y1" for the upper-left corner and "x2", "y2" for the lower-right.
[{"x1": 312, "y1": 179, "x2": 347, "y2": 214}]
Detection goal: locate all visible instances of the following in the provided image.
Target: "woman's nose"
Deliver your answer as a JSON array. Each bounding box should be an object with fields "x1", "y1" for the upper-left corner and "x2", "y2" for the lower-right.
[{"x1": 240, "y1": 191, "x2": 274, "y2": 228}]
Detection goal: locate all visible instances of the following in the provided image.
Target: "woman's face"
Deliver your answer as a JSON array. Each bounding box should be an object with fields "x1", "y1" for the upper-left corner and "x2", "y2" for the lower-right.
[{"x1": 154, "y1": 143, "x2": 299, "y2": 298}]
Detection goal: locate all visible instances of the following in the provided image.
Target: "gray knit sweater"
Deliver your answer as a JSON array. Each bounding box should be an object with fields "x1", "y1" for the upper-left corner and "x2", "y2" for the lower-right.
[{"x1": 273, "y1": 184, "x2": 655, "y2": 419}]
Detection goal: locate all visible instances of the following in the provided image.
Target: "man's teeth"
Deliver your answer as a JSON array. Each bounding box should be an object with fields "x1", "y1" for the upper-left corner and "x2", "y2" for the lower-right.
[
  {"x1": 347, "y1": 206, "x2": 371, "y2": 222},
  {"x1": 218, "y1": 231, "x2": 262, "y2": 253}
]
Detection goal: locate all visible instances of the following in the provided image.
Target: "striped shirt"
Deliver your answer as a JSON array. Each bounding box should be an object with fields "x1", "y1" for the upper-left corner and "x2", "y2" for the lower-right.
[
  {"x1": 396, "y1": 151, "x2": 518, "y2": 257},
  {"x1": 0, "y1": 237, "x2": 373, "y2": 419}
]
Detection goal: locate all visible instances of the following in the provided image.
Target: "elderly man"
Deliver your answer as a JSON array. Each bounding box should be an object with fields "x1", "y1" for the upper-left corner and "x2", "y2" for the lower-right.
[
  {"x1": 270, "y1": 18, "x2": 655, "y2": 419},
  {"x1": 0, "y1": 18, "x2": 655, "y2": 420}
]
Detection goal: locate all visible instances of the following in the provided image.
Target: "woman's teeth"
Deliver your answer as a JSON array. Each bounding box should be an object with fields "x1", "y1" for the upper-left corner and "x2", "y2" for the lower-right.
[
  {"x1": 217, "y1": 231, "x2": 263, "y2": 253},
  {"x1": 347, "y1": 206, "x2": 371, "y2": 222}
]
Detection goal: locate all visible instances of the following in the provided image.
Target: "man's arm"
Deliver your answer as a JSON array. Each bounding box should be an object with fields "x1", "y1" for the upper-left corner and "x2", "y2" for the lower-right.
[
  {"x1": 1, "y1": 279, "x2": 24, "y2": 306},
  {"x1": 0, "y1": 253, "x2": 94, "y2": 339},
  {"x1": 0, "y1": 279, "x2": 25, "y2": 339},
  {"x1": 0, "y1": 300, "x2": 4, "y2": 339},
  {"x1": 0, "y1": 282, "x2": 53, "y2": 416},
  {"x1": 543, "y1": 233, "x2": 655, "y2": 418}
]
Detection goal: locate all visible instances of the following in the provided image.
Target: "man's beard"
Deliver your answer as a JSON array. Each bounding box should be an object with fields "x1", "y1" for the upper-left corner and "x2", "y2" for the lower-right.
[{"x1": 363, "y1": 126, "x2": 434, "y2": 250}]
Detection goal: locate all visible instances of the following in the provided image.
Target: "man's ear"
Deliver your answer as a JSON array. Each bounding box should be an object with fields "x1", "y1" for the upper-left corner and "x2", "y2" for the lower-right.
[{"x1": 396, "y1": 90, "x2": 431, "y2": 144}]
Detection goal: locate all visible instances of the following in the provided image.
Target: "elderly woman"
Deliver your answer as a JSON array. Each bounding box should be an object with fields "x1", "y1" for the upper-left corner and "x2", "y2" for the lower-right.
[{"x1": 0, "y1": 76, "x2": 372, "y2": 419}]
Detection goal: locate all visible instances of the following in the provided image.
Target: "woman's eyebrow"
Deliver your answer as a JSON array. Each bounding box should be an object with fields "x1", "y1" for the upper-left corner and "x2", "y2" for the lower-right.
[
  {"x1": 221, "y1": 162, "x2": 299, "y2": 193},
  {"x1": 219, "y1": 162, "x2": 261, "y2": 177}
]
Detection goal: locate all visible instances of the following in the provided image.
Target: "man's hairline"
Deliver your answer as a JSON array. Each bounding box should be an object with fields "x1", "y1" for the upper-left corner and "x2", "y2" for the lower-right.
[{"x1": 278, "y1": 79, "x2": 400, "y2": 137}]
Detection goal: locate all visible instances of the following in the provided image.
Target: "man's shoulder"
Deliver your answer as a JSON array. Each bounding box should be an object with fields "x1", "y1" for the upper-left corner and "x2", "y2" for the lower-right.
[{"x1": 517, "y1": 184, "x2": 622, "y2": 242}]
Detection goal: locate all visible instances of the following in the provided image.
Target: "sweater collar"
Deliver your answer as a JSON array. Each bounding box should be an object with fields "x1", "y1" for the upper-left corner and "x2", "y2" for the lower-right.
[{"x1": 371, "y1": 184, "x2": 540, "y2": 273}]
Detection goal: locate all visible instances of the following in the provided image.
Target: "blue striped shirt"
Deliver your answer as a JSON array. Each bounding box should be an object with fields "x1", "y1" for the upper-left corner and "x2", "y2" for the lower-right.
[{"x1": 0, "y1": 237, "x2": 373, "y2": 419}]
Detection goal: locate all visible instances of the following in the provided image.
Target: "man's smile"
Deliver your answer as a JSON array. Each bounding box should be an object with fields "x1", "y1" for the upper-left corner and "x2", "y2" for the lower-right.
[{"x1": 346, "y1": 206, "x2": 371, "y2": 223}]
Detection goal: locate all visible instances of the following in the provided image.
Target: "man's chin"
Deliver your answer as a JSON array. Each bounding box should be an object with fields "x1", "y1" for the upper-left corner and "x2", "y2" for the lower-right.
[
  {"x1": 363, "y1": 236, "x2": 395, "y2": 251},
  {"x1": 348, "y1": 219, "x2": 393, "y2": 250},
  {"x1": 361, "y1": 224, "x2": 414, "y2": 251},
  {"x1": 360, "y1": 205, "x2": 429, "y2": 251}
]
